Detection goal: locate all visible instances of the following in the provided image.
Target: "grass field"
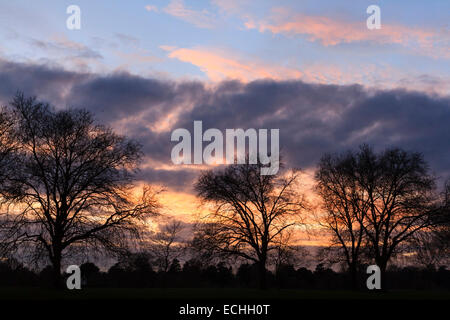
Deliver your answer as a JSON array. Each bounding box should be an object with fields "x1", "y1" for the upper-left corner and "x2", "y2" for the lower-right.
[{"x1": 0, "y1": 287, "x2": 449, "y2": 300}]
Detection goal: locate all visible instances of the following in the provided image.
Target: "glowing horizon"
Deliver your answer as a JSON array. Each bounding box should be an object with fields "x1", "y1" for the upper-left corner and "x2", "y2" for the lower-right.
[{"x1": 0, "y1": 0, "x2": 448, "y2": 250}]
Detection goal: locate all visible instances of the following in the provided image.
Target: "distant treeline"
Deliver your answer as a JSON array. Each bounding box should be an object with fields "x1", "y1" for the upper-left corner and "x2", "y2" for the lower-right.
[{"x1": 1, "y1": 259, "x2": 449, "y2": 290}]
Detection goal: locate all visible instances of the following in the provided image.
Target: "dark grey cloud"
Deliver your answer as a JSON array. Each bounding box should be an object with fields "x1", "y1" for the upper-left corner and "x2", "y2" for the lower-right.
[
  {"x1": 67, "y1": 73, "x2": 204, "y2": 123},
  {"x1": 0, "y1": 59, "x2": 449, "y2": 190},
  {"x1": 139, "y1": 167, "x2": 199, "y2": 192},
  {"x1": 0, "y1": 59, "x2": 85, "y2": 106}
]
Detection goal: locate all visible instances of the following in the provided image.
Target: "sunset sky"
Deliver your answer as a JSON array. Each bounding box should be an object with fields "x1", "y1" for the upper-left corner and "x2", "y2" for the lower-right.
[{"x1": 0, "y1": 0, "x2": 449, "y2": 245}]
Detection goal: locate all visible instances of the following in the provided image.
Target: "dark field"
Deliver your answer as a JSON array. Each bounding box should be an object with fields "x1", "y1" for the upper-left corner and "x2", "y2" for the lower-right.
[
  {"x1": 1, "y1": 287, "x2": 449, "y2": 300},
  {"x1": 1, "y1": 288, "x2": 447, "y2": 319}
]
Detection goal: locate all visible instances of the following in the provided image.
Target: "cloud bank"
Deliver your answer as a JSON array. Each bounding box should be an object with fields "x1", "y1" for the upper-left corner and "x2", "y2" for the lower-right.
[{"x1": 1, "y1": 59, "x2": 449, "y2": 191}]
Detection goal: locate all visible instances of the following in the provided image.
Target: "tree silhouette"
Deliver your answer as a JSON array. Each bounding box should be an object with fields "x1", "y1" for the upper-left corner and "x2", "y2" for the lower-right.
[
  {"x1": 410, "y1": 179, "x2": 450, "y2": 268},
  {"x1": 193, "y1": 162, "x2": 306, "y2": 289},
  {"x1": 360, "y1": 146, "x2": 437, "y2": 286},
  {"x1": 316, "y1": 145, "x2": 438, "y2": 288},
  {"x1": 0, "y1": 93, "x2": 160, "y2": 287},
  {"x1": 168, "y1": 258, "x2": 181, "y2": 274},
  {"x1": 315, "y1": 148, "x2": 370, "y2": 289},
  {"x1": 0, "y1": 107, "x2": 16, "y2": 193},
  {"x1": 150, "y1": 219, "x2": 185, "y2": 272}
]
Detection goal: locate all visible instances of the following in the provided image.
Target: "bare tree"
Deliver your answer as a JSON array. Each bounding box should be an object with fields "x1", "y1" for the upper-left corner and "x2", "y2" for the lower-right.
[
  {"x1": 0, "y1": 108, "x2": 17, "y2": 261},
  {"x1": 0, "y1": 93, "x2": 160, "y2": 287},
  {"x1": 316, "y1": 145, "x2": 438, "y2": 288},
  {"x1": 360, "y1": 146, "x2": 437, "y2": 282},
  {"x1": 150, "y1": 219, "x2": 185, "y2": 272},
  {"x1": 439, "y1": 179, "x2": 450, "y2": 247},
  {"x1": 410, "y1": 179, "x2": 450, "y2": 268},
  {"x1": 409, "y1": 230, "x2": 449, "y2": 269},
  {"x1": 270, "y1": 229, "x2": 306, "y2": 270},
  {"x1": 315, "y1": 150, "x2": 369, "y2": 289},
  {"x1": 0, "y1": 107, "x2": 16, "y2": 184},
  {"x1": 193, "y1": 162, "x2": 306, "y2": 289}
]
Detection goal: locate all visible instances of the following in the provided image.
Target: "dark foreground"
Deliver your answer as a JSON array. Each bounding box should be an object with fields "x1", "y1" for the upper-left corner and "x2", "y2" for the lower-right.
[
  {"x1": 1, "y1": 287, "x2": 449, "y2": 300},
  {"x1": 0, "y1": 288, "x2": 448, "y2": 319}
]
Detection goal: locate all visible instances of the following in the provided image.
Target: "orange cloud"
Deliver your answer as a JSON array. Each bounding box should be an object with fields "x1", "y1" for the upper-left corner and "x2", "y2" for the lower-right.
[
  {"x1": 158, "y1": 190, "x2": 204, "y2": 221},
  {"x1": 162, "y1": 46, "x2": 302, "y2": 82}
]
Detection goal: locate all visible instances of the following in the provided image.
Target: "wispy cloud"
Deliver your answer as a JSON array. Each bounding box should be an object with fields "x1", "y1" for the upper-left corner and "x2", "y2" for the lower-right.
[
  {"x1": 162, "y1": 0, "x2": 216, "y2": 29},
  {"x1": 144, "y1": 4, "x2": 159, "y2": 13},
  {"x1": 114, "y1": 33, "x2": 140, "y2": 46},
  {"x1": 30, "y1": 34, "x2": 103, "y2": 60},
  {"x1": 23, "y1": 34, "x2": 105, "y2": 71},
  {"x1": 211, "y1": 0, "x2": 248, "y2": 14}
]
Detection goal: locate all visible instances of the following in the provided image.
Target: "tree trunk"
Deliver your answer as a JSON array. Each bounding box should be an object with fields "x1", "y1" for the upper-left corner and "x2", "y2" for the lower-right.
[
  {"x1": 349, "y1": 263, "x2": 359, "y2": 290},
  {"x1": 51, "y1": 248, "x2": 63, "y2": 289},
  {"x1": 258, "y1": 260, "x2": 267, "y2": 290}
]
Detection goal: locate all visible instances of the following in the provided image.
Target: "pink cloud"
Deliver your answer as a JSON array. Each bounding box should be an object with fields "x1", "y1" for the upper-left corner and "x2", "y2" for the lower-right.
[{"x1": 251, "y1": 9, "x2": 449, "y2": 59}]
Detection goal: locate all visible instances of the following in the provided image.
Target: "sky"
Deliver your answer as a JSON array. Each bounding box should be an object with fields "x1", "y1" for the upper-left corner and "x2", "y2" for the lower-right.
[{"x1": 0, "y1": 0, "x2": 449, "y2": 245}]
